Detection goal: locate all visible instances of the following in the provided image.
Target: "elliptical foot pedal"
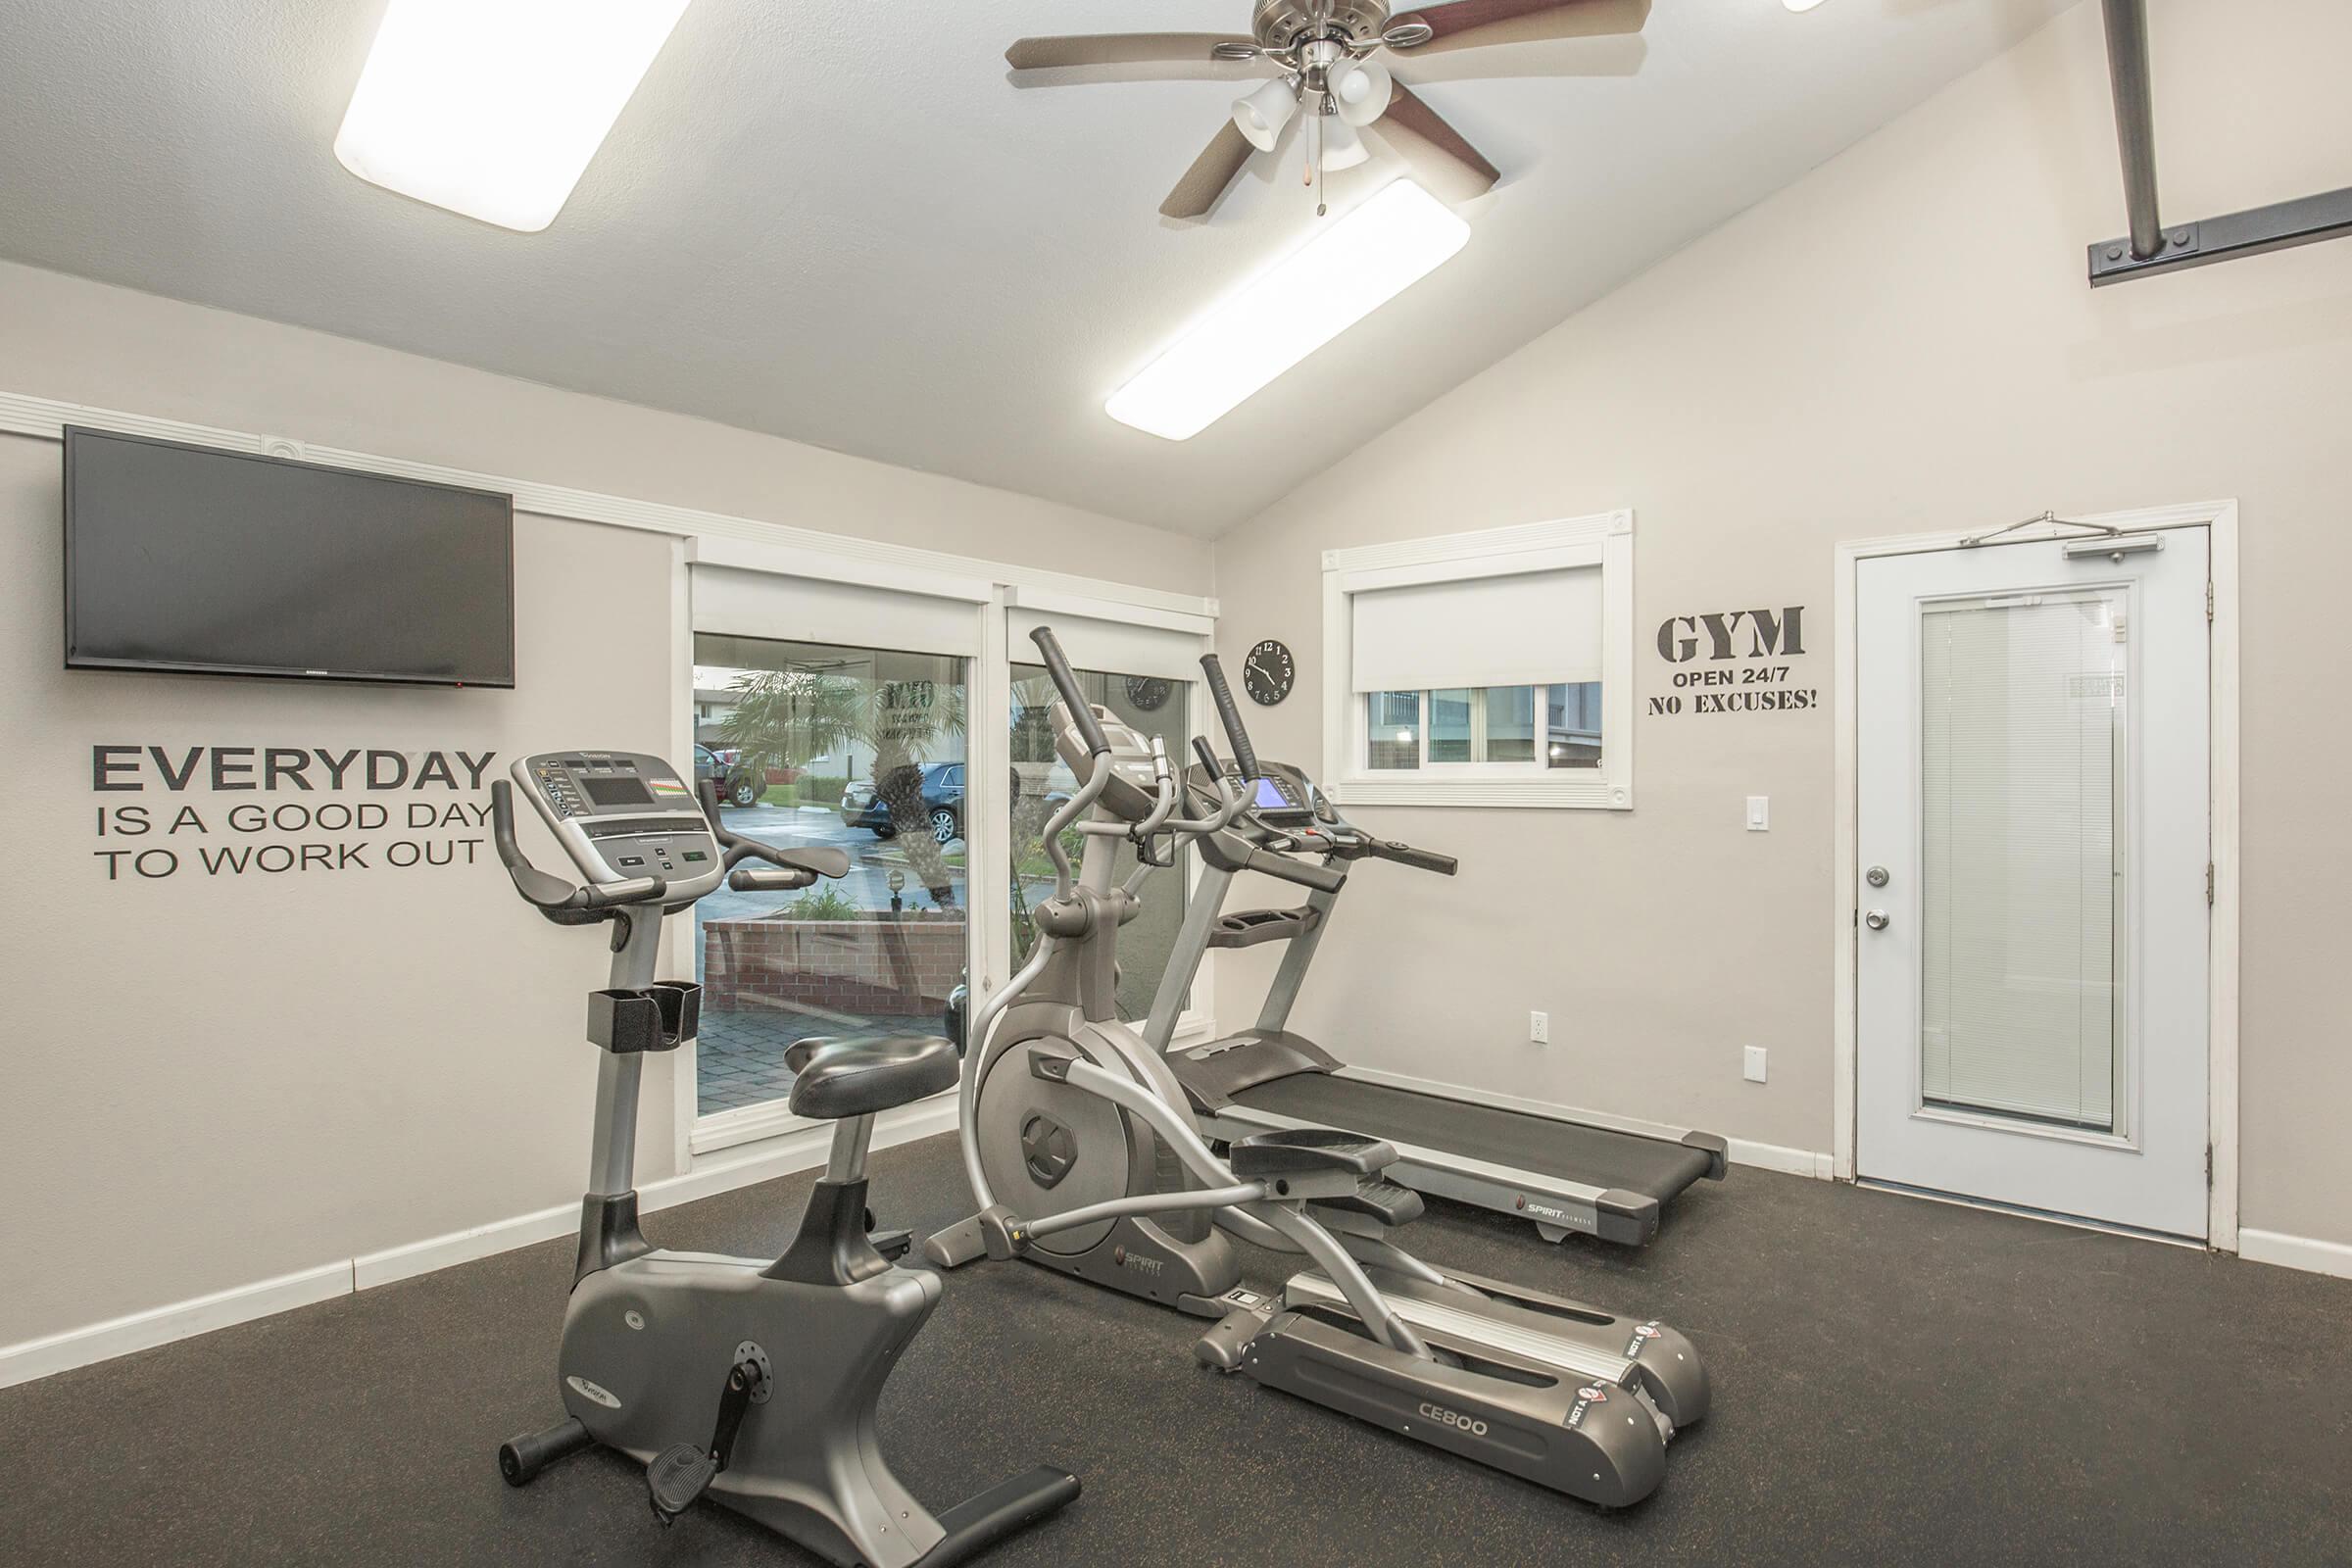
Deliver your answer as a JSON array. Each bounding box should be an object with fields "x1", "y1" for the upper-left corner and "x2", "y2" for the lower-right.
[{"x1": 1228, "y1": 1127, "x2": 1396, "y2": 1179}]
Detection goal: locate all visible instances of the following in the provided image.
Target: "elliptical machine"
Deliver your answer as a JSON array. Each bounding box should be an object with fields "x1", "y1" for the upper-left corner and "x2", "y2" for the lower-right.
[
  {"x1": 490, "y1": 749, "x2": 1078, "y2": 1565},
  {"x1": 925, "y1": 632, "x2": 1708, "y2": 1508}
]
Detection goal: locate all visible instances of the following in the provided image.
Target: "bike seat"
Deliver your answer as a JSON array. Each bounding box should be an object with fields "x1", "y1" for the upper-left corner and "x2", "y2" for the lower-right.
[{"x1": 788, "y1": 1035, "x2": 958, "y2": 1120}]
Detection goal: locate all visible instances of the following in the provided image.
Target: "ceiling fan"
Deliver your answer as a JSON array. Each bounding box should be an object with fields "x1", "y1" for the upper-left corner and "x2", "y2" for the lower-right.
[{"x1": 1005, "y1": 0, "x2": 1651, "y2": 219}]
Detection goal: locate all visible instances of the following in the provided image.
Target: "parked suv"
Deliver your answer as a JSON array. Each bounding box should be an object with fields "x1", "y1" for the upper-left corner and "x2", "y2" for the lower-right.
[
  {"x1": 695, "y1": 744, "x2": 762, "y2": 808},
  {"x1": 841, "y1": 763, "x2": 965, "y2": 844}
]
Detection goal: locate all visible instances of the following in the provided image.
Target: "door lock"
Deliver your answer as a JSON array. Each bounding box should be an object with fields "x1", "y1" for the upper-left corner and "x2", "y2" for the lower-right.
[
  {"x1": 1865, "y1": 865, "x2": 1889, "y2": 888},
  {"x1": 1864, "y1": 910, "x2": 1890, "y2": 931}
]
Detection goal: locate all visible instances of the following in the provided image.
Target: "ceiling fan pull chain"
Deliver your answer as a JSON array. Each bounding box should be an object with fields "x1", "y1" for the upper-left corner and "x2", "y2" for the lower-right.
[{"x1": 1312, "y1": 106, "x2": 1328, "y2": 217}]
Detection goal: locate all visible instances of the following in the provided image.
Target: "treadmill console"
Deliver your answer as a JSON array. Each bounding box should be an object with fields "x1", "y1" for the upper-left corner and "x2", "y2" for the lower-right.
[
  {"x1": 512, "y1": 751, "x2": 724, "y2": 894},
  {"x1": 1189, "y1": 760, "x2": 1331, "y2": 829}
]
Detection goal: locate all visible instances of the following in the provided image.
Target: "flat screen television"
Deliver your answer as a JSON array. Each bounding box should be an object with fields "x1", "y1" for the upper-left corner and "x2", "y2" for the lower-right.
[{"x1": 63, "y1": 427, "x2": 515, "y2": 687}]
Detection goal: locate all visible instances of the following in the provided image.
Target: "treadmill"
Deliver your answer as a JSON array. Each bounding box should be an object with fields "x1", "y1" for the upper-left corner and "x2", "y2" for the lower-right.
[{"x1": 1142, "y1": 759, "x2": 1727, "y2": 1249}]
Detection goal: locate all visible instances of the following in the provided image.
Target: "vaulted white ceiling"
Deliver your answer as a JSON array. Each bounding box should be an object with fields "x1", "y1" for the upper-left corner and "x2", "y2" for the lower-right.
[{"x1": 0, "y1": 1, "x2": 2077, "y2": 535}]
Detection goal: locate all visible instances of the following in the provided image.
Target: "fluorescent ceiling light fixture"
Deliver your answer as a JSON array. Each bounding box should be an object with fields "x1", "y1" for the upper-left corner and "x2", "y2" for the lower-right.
[
  {"x1": 1105, "y1": 180, "x2": 1469, "y2": 441},
  {"x1": 334, "y1": 0, "x2": 693, "y2": 232},
  {"x1": 1783, "y1": 0, "x2": 1830, "y2": 10}
]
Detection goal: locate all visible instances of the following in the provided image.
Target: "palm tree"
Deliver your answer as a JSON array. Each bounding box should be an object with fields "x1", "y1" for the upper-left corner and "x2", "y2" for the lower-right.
[{"x1": 720, "y1": 666, "x2": 967, "y2": 906}]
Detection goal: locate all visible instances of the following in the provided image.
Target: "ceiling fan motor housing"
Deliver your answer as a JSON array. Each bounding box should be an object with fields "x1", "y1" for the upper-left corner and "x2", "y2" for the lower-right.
[{"x1": 1252, "y1": 0, "x2": 1394, "y2": 50}]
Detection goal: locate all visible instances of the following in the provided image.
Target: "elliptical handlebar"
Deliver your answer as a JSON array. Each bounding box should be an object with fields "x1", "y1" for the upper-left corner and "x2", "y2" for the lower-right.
[
  {"x1": 1030, "y1": 626, "x2": 1110, "y2": 758},
  {"x1": 1199, "y1": 653, "x2": 1259, "y2": 781}
]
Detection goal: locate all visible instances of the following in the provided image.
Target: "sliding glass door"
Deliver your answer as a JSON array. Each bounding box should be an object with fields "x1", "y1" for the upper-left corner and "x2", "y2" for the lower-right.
[
  {"x1": 690, "y1": 564, "x2": 984, "y2": 1131},
  {"x1": 692, "y1": 634, "x2": 968, "y2": 1115},
  {"x1": 682, "y1": 568, "x2": 1218, "y2": 1140}
]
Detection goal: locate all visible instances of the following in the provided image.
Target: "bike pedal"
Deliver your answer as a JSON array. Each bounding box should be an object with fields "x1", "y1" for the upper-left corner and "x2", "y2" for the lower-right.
[{"x1": 646, "y1": 1444, "x2": 719, "y2": 1525}]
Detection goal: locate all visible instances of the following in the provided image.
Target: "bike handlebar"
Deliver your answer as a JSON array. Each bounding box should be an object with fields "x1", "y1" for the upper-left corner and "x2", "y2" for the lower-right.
[{"x1": 492, "y1": 779, "x2": 669, "y2": 912}]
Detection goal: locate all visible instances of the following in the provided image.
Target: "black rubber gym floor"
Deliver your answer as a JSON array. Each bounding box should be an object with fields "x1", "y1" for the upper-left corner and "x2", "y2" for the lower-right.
[{"x1": 5, "y1": 1132, "x2": 2347, "y2": 1566}]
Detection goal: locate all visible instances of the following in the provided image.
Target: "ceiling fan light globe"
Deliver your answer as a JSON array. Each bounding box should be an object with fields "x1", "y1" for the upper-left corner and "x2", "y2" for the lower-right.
[
  {"x1": 1329, "y1": 57, "x2": 1392, "y2": 126},
  {"x1": 1318, "y1": 114, "x2": 1371, "y2": 172},
  {"x1": 1232, "y1": 78, "x2": 1298, "y2": 153}
]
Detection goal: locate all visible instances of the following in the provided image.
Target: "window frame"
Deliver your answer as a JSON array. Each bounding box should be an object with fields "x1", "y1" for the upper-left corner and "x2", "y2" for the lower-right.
[{"x1": 1321, "y1": 510, "x2": 1635, "y2": 809}]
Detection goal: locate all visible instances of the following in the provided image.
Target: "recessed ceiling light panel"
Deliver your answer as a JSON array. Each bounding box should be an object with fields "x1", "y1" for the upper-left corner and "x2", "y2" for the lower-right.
[
  {"x1": 1106, "y1": 180, "x2": 1471, "y2": 442},
  {"x1": 334, "y1": 0, "x2": 692, "y2": 233}
]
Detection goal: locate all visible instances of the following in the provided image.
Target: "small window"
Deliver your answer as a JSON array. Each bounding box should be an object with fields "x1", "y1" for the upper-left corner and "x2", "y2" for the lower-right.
[
  {"x1": 1322, "y1": 512, "x2": 1633, "y2": 808},
  {"x1": 1360, "y1": 683, "x2": 1605, "y2": 771}
]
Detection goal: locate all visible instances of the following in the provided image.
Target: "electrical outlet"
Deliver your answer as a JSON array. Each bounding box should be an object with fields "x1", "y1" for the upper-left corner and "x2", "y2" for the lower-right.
[
  {"x1": 1529, "y1": 1010, "x2": 1549, "y2": 1045},
  {"x1": 1743, "y1": 1046, "x2": 1768, "y2": 1083}
]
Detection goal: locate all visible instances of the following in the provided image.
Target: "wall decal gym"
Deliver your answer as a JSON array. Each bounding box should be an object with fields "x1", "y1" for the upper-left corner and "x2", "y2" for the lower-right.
[
  {"x1": 87, "y1": 744, "x2": 499, "y2": 882},
  {"x1": 1649, "y1": 607, "x2": 1818, "y2": 716}
]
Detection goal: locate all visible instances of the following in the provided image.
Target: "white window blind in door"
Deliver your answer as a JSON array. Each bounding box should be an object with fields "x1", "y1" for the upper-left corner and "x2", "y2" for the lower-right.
[
  {"x1": 1918, "y1": 591, "x2": 2127, "y2": 1131},
  {"x1": 693, "y1": 564, "x2": 980, "y2": 656},
  {"x1": 1349, "y1": 564, "x2": 1601, "y2": 692}
]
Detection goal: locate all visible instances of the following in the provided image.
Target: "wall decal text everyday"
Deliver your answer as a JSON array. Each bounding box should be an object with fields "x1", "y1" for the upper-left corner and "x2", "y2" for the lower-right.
[{"x1": 88, "y1": 745, "x2": 498, "y2": 883}]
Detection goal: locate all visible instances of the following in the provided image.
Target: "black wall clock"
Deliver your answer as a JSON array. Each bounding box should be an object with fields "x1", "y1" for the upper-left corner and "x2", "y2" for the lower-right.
[
  {"x1": 1242, "y1": 639, "x2": 1295, "y2": 706},
  {"x1": 1123, "y1": 675, "x2": 1172, "y2": 711}
]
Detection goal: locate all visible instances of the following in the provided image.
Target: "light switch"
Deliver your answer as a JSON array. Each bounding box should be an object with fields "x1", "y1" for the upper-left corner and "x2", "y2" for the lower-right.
[{"x1": 1745, "y1": 796, "x2": 1770, "y2": 832}]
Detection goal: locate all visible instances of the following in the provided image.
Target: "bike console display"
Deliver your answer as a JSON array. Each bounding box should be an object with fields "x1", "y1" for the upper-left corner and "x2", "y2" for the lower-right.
[{"x1": 513, "y1": 751, "x2": 723, "y2": 894}]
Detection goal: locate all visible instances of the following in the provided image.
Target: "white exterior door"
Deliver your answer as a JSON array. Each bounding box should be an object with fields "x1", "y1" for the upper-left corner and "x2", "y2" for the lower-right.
[{"x1": 1856, "y1": 529, "x2": 2210, "y2": 1237}]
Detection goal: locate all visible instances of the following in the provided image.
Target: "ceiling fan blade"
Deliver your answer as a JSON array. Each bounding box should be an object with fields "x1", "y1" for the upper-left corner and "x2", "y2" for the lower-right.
[
  {"x1": 1371, "y1": 81, "x2": 1499, "y2": 201},
  {"x1": 1392, "y1": 0, "x2": 1650, "y2": 54},
  {"x1": 1160, "y1": 121, "x2": 1257, "y2": 220},
  {"x1": 1006, "y1": 33, "x2": 1254, "y2": 71}
]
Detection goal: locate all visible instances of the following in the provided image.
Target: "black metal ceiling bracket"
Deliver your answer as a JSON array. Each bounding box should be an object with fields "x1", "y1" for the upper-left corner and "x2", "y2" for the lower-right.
[
  {"x1": 2086, "y1": 0, "x2": 2352, "y2": 286},
  {"x1": 2089, "y1": 189, "x2": 2352, "y2": 286}
]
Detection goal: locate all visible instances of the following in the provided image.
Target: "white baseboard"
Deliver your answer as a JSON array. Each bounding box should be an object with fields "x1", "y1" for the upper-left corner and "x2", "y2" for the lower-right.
[
  {"x1": 1343, "y1": 1064, "x2": 1836, "y2": 1180},
  {"x1": 0, "y1": 1261, "x2": 353, "y2": 1392},
  {"x1": 353, "y1": 1201, "x2": 579, "y2": 1292},
  {"x1": 5, "y1": 1097, "x2": 958, "y2": 1388},
  {"x1": 1725, "y1": 1138, "x2": 1838, "y2": 1179},
  {"x1": 2239, "y1": 1227, "x2": 2352, "y2": 1281}
]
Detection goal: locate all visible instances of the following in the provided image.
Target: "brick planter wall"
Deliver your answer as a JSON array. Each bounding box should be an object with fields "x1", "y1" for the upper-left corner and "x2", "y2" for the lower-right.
[{"x1": 702, "y1": 910, "x2": 967, "y2": 1019}]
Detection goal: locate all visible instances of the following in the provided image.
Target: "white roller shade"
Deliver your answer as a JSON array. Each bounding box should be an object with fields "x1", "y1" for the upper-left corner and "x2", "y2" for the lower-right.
[
  {"x1": 693, "y1": 565, "x2": 980, "y2": 657},
  {"x1": 1008, "y1": 606, "x2": 1207, "y2": 682},
  {"x1": 1349, "y1": 564, "x2": 1601, "y2": 692}
]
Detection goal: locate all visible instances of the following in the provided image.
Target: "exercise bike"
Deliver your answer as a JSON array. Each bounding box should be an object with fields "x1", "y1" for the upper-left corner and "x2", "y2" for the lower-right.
[
  {"x1": 490, "y1": 749, "x2": 1079, "y2": 1565},
  {"x1": 924, "y1": 632, "x2": 1708, "y2": 1508}
]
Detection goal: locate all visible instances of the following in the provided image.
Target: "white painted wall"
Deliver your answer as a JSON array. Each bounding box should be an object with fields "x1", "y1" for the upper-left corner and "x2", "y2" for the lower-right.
[
  {"x1": 1210, "y1": 0, "x2": 2352, "y2": 1246},
  {"x1": 0, "y1": 265, "x2": 1209, "y2": 1362}
]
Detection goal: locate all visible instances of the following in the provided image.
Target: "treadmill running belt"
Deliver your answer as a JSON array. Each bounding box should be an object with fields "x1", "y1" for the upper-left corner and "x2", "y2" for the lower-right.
[{"x1": 1231, "y1": 1074, "x2": 1716, "y2": 1200}]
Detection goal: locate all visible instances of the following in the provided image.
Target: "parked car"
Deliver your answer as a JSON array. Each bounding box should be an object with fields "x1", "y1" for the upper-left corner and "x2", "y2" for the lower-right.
[
  {"x1": 694, "y1": 743, "x2": 762, "y2": 808},
  {"x1": 841, "y1": 763, "x2": 966, "y2": 844}
]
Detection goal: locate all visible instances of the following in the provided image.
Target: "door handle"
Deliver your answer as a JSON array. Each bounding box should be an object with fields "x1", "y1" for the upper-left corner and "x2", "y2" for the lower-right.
[{"x1": 1864, "y1": 910, "x2": 1890, "y2": 931}]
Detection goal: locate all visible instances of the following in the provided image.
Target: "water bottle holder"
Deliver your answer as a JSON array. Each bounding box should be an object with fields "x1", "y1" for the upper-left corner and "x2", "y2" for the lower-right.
[{"x1": 586, "y1": 982, "x2": 702, "y2": 1054}]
